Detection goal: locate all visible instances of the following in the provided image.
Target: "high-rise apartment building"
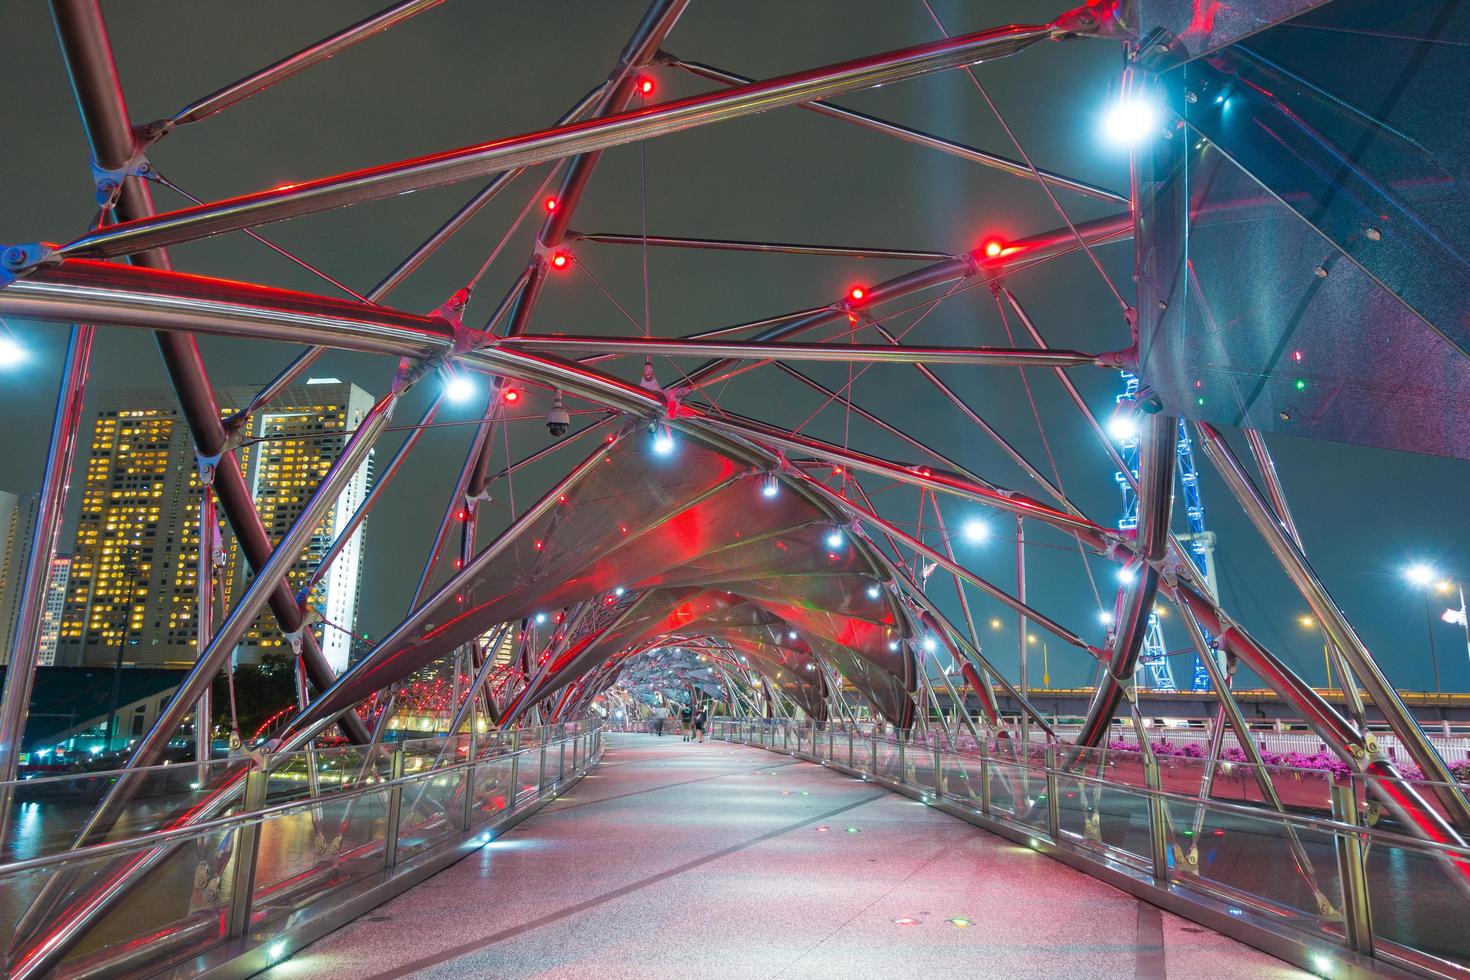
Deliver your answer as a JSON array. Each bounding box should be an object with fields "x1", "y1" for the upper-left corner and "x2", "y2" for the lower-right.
[
  {"x1": 57, "y1": 382, "x2": 374, "y2": 671},
  {"x1": 0, "y1": 490, "x2": 40, "y2": 664},
  {"x1": 239, "y1": 380, "x2": 375, "y2": 672},
  {"x1": 37, "y1": 554, "x2": 71, "y2": 666}
]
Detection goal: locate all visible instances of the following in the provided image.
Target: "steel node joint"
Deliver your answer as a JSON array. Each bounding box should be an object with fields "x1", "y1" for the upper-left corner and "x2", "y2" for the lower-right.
[{"x1": 0, "y1": 243, "x2": 59, "y2": 288}]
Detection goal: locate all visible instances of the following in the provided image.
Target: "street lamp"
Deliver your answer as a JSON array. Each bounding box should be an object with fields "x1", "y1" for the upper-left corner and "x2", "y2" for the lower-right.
[
  {"x1": 1435, "y1": 578, "x2": 1470, "y2": 690},
  {"x1": 1297, "y1": 614, "x2": 1332, "y2": 691},
  {"x1": 1404, "y1": 564, "x2": 1444, "y2": 694}
]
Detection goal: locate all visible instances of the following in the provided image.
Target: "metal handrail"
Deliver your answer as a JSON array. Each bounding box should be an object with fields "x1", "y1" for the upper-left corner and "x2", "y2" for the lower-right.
[
  {"x1": 716, "y1": 717, "x2": 1468, "y2": 976},
  {"x1": 0, "y1": 721, "x2": 585, "y2": 875}
]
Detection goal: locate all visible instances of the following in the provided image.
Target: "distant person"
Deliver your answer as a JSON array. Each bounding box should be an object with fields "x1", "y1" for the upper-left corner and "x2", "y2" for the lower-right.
[
  {"x1": 651, "y1": 704, "x2": 669, "y2": 736},
  {"x1": 681, "y1": 705, "x2": 694, "y2": 741},
  {"x1": 692, "y1": 704, "x2": 708, "y2": 743}
]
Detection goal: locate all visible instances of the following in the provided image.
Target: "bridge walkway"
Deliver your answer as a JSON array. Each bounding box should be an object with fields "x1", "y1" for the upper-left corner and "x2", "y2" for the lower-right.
[{"x1": 268, "y1": 733, "x2": 1307, "y2": 979}]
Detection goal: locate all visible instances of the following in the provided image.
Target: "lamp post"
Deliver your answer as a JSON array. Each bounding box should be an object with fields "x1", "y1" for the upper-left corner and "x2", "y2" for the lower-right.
[
  {"x1": 1435, "y1": 578, "x2": 1470, "y2": 690},
  {"x1": 1405, "y1": 564, "x2": 1445, "y2": 694},
  {"x1": 1299, "y1": 615, "x2": 1331, "y2": 691},
  {"x1": 104, "y1": 542, "x2": 141, "y2": 752}
]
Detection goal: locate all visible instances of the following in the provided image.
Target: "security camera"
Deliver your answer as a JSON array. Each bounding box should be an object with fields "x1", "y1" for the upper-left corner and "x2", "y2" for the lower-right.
[{"x1": 546, "y1": 389, "x2": 570, "y2": 438}]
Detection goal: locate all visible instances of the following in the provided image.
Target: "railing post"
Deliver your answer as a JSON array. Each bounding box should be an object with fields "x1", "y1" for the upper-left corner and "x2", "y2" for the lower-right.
[
  {"x1": 382, "y1": 747, "x2": 406, "y2": 870},
  {"x1": 1143, "y1": 754, "x2": 1169, "y2": 883},
  {"x1": 847, "y1": 730, "x2": 854, "y2": 768},
  {"x1": 1045, "y1": 745, "x2": 1061, "y2": 839},
  {"x1": 226, "y1": 766, "x2": 269, "y2": 939},
  {"x1": 506, "y1": 731, "x2": 520, "y2": 809},
  {"x1": 461, "y1": 756, "x2": 477, "y2": 831},
  {"x1": 897, "y1": 732, "x2": 906, "y2": 782},
  {"x1": 979, "y1": 740, "x2": 992, "y2": 816},
  {"x1": 537, "y1": 737, "x2": 549, "y2": 795},
  {"x1": 1331, "y1": 780, "x2": 1375, "y2": 956}
]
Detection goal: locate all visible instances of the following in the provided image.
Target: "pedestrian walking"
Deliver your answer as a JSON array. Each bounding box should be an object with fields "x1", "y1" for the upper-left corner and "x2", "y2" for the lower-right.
[{"x1": 651, "y1": 703, "x2": 669, "y2": 736}]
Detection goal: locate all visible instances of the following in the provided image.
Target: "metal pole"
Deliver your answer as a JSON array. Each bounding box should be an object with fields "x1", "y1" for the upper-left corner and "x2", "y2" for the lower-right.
[
  {"x1": 165, "y1": 0, "x2": 446, "y2": 129},
  {"x1": 501, "y1": 334, "x2": 1098, "y2": 367},
  {"x1": 669, "y1": 57, "x2": 1125, "y2": 204},
  {"x1": 56, "y1": 23, "x2": 1056, "y2": 259},
  {"x1": 75, "y1": 393, "x2": 398, "y2": 845},
  {"x1": 1195, "y1": 422, "x2": 1470, "y2": 831},
  {"x1": 1016, "y1": 516, "x2": 1028, "y2": 746},
  {"x1": 1424, "y1": 595, "x2": 1442, "y2": 694},
  {"x1": 572, "y1": 231, "x2": 954, "y2": 261},
  {"x1": 225, "y1": 767, "x2": 268, "y2": 939},
  {"x1": 1331, "y1": 781, "x2": 1375, "y2": 956},
  {"x1": 49, "y1": 0, "x2": 370, "y2": 744},
  {"x1": 0, "y1": 324, "x2": 92, "y2": 786}
]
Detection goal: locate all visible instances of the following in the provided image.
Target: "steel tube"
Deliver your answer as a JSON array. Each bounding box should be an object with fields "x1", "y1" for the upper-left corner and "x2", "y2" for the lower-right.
[
  {"x1": 368, "y1": 83, "x2": 609, "y2": 303},
  {"x1": 1195, "y1": 422, "x2": 1470, "y2": 832},
  {"x1": 48, "y1": 0, "x2": 371, "y2": 744},
  {"x1": 501, "y1": 334, "x2": 1097, "y2": 367},
  {"x1": 166, "y1": 0, "x2": 446, "y2": 128},
  {"x1": 572, "y1": 231, "x2": 953, "y2": 261},
  {"x1": 1243, "y1": 427, "x2": 1367, "y2": 725},
  {"x1": 1, "y1": 260, "x2": 665, "y2": 416},
  {"x1": 0, "y1": 325, "x2": 93, "y2": 787},
  {"x1": 78, "y1": 393, "x2": 397, "y2": 844},
  {"x1": 302, "y1": 394, "x2": 443, "y2": 598},
  {"x1": 669, "y1": 57, "x2": 1125, "y2": 204},
  {"x1": 273, "y1": 436, "x2": 621, "y2": 740},
  {"x1": 1073, "y1": 407, "x2": 1174, "y2": 750},
  {"x1": 55, "y1": 23, "x2": 1053, "y2": 259},
  {"x1": 699, "y1": 411, "x2": 1110, "y2": 544}
]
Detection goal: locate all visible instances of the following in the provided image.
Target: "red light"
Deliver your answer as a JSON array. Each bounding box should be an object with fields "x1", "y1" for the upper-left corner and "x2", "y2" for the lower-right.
[
  {"x1": 849, "y1": 286, "x2": 866, "y2": 301},
  {"x1": 1291, "y1": 349, "x2": 1304, "y2": 362},
  {"x1": 503, "y1": 388, "x2": 520, "y2": 403},
  {"x1": 455, "y1": 509, "x2": 468, "y2": 521},
  {"x1": 982, "y1": 239, "x2": 1004, "y2": 258},
  {"x1": 454, "y1": 558, "x2": 463, "y2": 569},
  {"x1": 534, "y1": 540, "x2": 544, "y2": 551},
  {"x1": 832, "y1": 466, "x2": 843, "y2": 475},
  {"x1": 550, "y1": 252, "x2": 570, "y2": 269},
  {"x1": 544, "y1": 197, "x2": 558, "y2": 212},
  {"x1": 638, "y1": 77, "x2": 654, "y2": 96}
]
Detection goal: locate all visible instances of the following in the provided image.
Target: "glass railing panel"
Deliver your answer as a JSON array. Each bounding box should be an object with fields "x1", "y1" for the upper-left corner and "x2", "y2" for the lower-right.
[
  {"x1": 395, "y1": 768, "x2": 468, "y2": 864},
  {"x1": 30, "y1": 829, "x2": 238, "y2": 977},
  {"x1": 1364, "y1": 836, "x2": 1470, "y2": 969},
  {"x1": 252, "y1": 786, "x2": 393, "y2": 930},
  {"x1": 1163, "y1": 796, "x2": 1341, "y2": 935}
]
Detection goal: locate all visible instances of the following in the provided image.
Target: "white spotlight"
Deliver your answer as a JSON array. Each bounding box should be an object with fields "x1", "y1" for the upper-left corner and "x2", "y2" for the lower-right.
[
  {"x1": 0, "y1": 336, "x2": 24, "y2": 368},
  {"x1": 961, "y1": 519, "x2": 990, "y2": 544},
  {"x1": 534, "y1": 612, "x2": 548, "y2": 624},
  {"x1": 1405, "y1": 564, "x2": 1437, "y2": 587},
  {"x1": 1107, "y1": 414, "x2": 1139, "y2": 441},
  {"x1": 652, "y1": 428, "x2": 674, "y2": 455},
  {"x1": 1103, "y1": 96, "x2": 1160, "y2": 145},
  {"x1": 867, "y1": 585, "x2": 881, "y2": 599},
  {"x1": 1099, "y1": 611, "x2": 1114, "y2": 626},
  {"x1": 922, "y1": 636, "x2": 937, "y2": 652},
  {"x1": 826, "y1": 529, "x2": 845, "y2": 549},
  {"x1": 443, "y1": 373, "x2": 476, "y2": 403},
  {"x1": 761, "y1": 474, "x2": 780, "y2": 498},
  {"x1": 613, "y1": 586, "x2": 626, "y2": 596},
  {"x1": 1117, "y1": 567, "x2": 1138, "y2": 585}
]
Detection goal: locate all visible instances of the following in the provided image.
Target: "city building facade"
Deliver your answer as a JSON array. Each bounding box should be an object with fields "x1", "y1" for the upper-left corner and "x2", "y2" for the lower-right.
[
  {"x1": 55, "y1": 381, "x2": 374, "y2": 671},
  {"x1": 0, "y1": 490, "x2": 40, "y2": 664}
]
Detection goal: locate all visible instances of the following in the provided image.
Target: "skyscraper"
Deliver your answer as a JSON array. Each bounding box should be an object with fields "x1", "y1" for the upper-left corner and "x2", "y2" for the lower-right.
[
  {"x1": 37, "y1": 554, "x2": 71, "y2": 667},
  {"x1": 238, "y1": 379, "x2": 375, "y2": 672},
  {"x1": 57, "y1": 381, "x2": 374, "y2": 671},
  {"x1": 0, "y1": 490, "x2": 40, "y2": 664}
]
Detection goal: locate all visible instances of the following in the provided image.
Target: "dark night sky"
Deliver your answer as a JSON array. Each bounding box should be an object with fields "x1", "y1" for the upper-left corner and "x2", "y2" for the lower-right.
[{"x1": 1, "y1": 1, "x2": 1467, "y2": 693}]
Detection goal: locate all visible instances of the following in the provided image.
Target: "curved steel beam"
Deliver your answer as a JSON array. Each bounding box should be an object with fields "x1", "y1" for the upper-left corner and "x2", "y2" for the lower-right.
[{"x1": 51, "y1": 23, "x2": 1056, "y2": 260}]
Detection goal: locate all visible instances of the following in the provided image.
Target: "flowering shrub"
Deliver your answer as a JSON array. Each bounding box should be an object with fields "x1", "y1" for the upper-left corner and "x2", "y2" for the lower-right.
[{"x1": 1102, "y1": 739, "x2": 1470, "y2": 785}]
